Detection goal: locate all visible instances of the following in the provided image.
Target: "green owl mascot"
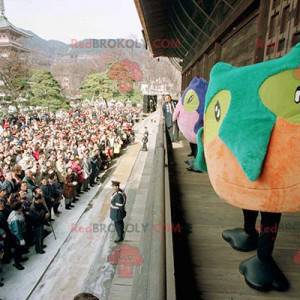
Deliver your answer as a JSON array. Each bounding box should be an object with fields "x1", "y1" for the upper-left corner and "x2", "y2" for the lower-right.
[{"x1": 194, "y1": 43, "x2": 300, "y2": 291}]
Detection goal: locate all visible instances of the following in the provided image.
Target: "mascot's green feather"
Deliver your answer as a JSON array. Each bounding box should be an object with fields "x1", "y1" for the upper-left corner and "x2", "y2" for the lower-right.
[
  {"x1": 192, "y1": 127, "x2": 207, "y2": 172},
  {"x1": 195, "y1": 43, "x2": 300, "y2": 181}
]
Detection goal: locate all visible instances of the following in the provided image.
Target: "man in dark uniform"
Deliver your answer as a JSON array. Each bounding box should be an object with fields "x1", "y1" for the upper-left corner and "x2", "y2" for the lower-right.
[
  {"x1": 141, "y1": 127, "x2": 149, "y2": 151},
  {"x1": 162, "y1": 95, "x2": 178, "y2": 142},
  {"x1": 110, "y1": 180, "x2": 126, "y2": 243}
]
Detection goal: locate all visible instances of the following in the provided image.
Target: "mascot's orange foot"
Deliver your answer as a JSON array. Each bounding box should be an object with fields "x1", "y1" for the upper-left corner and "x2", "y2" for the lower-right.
[
  {"x1": 222, "y1": 228, "x2": 258, "y2": 252},
  {"x1": 239, "y1": 255, "x2": 289, "y2": 292}
]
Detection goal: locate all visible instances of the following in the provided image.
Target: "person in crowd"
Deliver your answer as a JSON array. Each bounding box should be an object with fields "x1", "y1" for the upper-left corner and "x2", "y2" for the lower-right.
[
  {"x1": 0, "y1": 226, "x2": 5, "y2": 286},
  {"x1": 0, "y1": 198, "x2": 11, "y2": 264},
  {"x1": 40, "y1": 177, "x2": 55, "y2": 221},
  {"x1": 63, "y1": 168, "x2": 76, "y2": 210},
  {"x1": 29, "y1": 190, "x2": 49, "y2": 254},
  {"x1": 70, "y1": 157, "x2": 84, "y2": 198},
  {"x1": 82, "y1": 151, "x2": 92, "y2": 192},
  {"x1": 23, "y1": 170, "x2": 38, "y2": 195},
  {"x1": 19, "y1": 182, "x2": 34, "y2": 246},
  {"x1": 162, "y1": 94, "x2": 177, "y2": 142},
  {"x1": 7, "y1": 201, "x2": 28, "y2": 270},
  {"x1": 48, "y1": 174, "x2": 62, "y2": 215},
  {"x1": 0, "y1": 104, "x2": 140, "y2": 273},
  {"x1": 0, "y1": 170, "x2": 13, "y2": 195},
  {"x1": 89, "y1": 152, "x2": 99, "y2": 187}
]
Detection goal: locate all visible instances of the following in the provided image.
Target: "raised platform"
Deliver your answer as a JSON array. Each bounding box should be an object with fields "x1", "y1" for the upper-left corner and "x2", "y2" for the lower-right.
[{"x1": 170, "y1": 138, "x2": 300, "y2": 300}]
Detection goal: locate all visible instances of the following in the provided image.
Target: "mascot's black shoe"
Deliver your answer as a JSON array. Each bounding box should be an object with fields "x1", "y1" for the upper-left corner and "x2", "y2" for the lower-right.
[
  {"x1": 222, "y1": 228, "x2": 258, "y2": 252},
  {"x1": 186, "y1": 167, "x2": 202, "y2": 173},
  {"x1": 185, "y1": 159, "x2": 193, "y2": 166},
  {"x1": 239, "y1": 255, "x2": 289, "y2": 291},
  {"x1": 114, "y1": 235, "x2": 124, "y2": 243}
]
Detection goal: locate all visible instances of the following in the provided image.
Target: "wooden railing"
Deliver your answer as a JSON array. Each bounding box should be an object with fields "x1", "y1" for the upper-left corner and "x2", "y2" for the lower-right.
[{"x1": 163, "y1": 121, "x2": 177, "y2": 300}]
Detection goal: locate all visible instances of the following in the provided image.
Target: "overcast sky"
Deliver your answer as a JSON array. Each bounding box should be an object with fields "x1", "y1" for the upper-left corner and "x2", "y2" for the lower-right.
[{"x1": 5, "y1": 0, "x2": 143, "y2": 43}]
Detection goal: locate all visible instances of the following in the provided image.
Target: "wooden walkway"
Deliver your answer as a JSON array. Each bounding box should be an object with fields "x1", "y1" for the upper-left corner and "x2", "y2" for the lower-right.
[{"x1": 170, "y1": 139, "x2": 300, "y2": 300}]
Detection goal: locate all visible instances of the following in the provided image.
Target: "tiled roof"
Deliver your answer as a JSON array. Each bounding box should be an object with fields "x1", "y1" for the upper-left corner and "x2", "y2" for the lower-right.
[{"x1": 0, "y1": 16, "x2": 31, "y2": 37}]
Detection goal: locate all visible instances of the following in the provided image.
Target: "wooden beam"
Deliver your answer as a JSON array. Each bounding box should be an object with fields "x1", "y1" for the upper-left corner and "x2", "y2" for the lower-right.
[
  {"x1": 169, "y1": 16, "x2": 194, "y2": 49},
  {"x1": 134, "y1": 0, "x2": 170, "y2": 57},
  {"x1": 172, "y1": 4, "x2": 199, "y2": 42},
  {"x1": 182, "y1": 0, "x2": 257, "y2": 73},
  {"x1": 222, "y1": 0, "x2": 234, "y2": 10},
  {"x1": 134, "y1": 0, "x2": 153, "y2": 52},
  {"x1": 176, "y1": 0, "x2": 210, "y2": 38},
  {"x1": 190, "y1": 0, "x2": 218, "y2": 26}
]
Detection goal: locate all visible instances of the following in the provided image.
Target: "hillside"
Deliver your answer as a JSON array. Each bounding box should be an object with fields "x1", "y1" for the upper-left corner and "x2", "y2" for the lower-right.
[{"x1": 20, "y1": 31, "x2": 181, "y2": 97}]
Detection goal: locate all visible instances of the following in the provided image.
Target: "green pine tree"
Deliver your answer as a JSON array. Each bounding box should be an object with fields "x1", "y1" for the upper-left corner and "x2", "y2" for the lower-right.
[
  {"x1": 29, "y1": 70, "x2": 69, "y2": 111},
  {"x1": 80, "y1": 72, "x2": 120, "y2": 106}
]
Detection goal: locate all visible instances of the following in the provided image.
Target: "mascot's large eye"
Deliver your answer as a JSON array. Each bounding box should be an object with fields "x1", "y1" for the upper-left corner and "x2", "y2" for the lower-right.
[
  {"x1": 214, "y1": 101, "x2": 221, "y2": 121},
  {"x1": 295, "y1": 87, "x2": 300, "y2": 104},
  {"x1": 183, "y1": 89, "x2": 200, "y2": 112},
  {"x1": 259, "y1": 69, "x2": 300, "y2": 123},
  {"x1": 187, "y1": 95, "x2": 194, "y2": 104},
  {"x1": 205, "y1": 90, "x2": 231, "y2": 144}
]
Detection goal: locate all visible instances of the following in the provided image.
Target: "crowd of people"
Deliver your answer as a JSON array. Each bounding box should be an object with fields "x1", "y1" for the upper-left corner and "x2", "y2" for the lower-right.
[{"x1": 0, "y1": 104, "x2": 140, "y2": 283}]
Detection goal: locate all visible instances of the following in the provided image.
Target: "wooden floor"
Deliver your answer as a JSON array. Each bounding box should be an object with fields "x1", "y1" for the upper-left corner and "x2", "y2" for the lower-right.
[{"x1": 170, "y1": 139, "x2": 300, "y2": 300}]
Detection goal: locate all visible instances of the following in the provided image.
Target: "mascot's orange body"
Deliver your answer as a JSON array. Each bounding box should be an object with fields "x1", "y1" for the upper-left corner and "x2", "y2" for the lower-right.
[{"x1": 191, "y1": 44, "x2": 300, "y2": 292}]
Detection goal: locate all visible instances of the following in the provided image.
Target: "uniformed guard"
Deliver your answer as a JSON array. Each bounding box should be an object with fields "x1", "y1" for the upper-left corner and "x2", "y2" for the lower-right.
[
  {"x1": 141, "y1": 127, "x2": 149, "y2": 151},
  {"x1": 110, "y1": 180, "x2": 127, "y2": 243}
]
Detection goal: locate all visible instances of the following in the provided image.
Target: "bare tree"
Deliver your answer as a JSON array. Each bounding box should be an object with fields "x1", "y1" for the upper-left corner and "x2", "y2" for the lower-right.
[{"x1": 0, "y1": 50, "x2": 31, "y2": 110}]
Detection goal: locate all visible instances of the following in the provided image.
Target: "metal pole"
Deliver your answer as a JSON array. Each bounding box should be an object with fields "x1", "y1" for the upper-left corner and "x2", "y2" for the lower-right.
[{"x1": 43, "y1": 200, "x2": 57, "y2": 240}]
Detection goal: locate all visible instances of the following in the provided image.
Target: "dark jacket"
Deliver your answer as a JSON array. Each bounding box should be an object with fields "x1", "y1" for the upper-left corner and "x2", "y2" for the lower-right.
[
  {"x1": 23, "y1": 176, "x2": 38, "y2": 192},
  {"x1": 7, "y1": 210, "x2": 26, "y2": 242},
  {"x1": 110, "y1": 190, "x2": 126, "y2": 221},
  {"x1": 0, "y1": 208, "x2": 10, "y2": 234},
  {"x1": 49, "y1": 182, "x2": 62, "y2": 200},
  {"x1": 162, "y1": 101, "x2": 176, "y2": 128},
  {"x1": 29, "y1": 203, "x2": 47, "y2": 227},
  {"x1": 0, "y1": 180, "x2": 14, "y2": 194},
  {"x1": 41, "y1": 184, "x2": 53, "y2": 207}
]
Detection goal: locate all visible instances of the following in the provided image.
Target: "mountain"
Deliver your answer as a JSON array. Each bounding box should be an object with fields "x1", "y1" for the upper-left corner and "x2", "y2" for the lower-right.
[
  {"x1": 18, "y1": 30, "x2": 181, "y2": 97},
  {"x1": 21, "y1": 31, "x2": 146, "y2": 63},
  {"x1": 21, "y1": 31, "x2": 69, "y2": 59}
]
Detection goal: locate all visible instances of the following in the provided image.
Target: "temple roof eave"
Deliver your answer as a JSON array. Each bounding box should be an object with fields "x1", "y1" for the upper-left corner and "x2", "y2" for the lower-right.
[
  {"x1": 0, "y1": 17, "x2": 32, "y2": 38},
  {"x1": 0, "y1": 43, "x2": 30, "y2": 52}
]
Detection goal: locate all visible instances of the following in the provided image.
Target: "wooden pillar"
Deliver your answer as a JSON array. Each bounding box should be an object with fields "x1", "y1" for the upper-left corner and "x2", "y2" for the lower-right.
[
  {"x1": 254, "y1": 0, "x2": 271, "y2": 62},
  {"x1": 214, "y1": 42, "x2": 222, "y2": 62}
]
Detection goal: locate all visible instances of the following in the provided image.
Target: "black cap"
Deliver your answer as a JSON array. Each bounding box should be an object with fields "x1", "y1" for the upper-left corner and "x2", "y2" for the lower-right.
[{"x1": 111, "y1": 180, "x2": 120, "y2": 187}]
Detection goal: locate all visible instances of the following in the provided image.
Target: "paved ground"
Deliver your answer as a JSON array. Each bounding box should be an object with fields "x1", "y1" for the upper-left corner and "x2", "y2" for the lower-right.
[{"x1": 0, "y1": 112, "x2": 160, "y2": 300}]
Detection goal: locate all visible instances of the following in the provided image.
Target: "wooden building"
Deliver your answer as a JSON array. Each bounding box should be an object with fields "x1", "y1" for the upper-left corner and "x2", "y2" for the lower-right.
[
  {"x1": 135, "y1": 0, "x2": 300, "y2": 90},
  {"x1": 135, "y1": 2, "x2": 300, "y2": 299}
]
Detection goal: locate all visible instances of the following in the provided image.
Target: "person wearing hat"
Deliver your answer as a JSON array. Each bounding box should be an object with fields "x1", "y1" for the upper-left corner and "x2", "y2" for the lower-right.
[
  {"x1": 110, "y1": 180, "x2": 127, "y2": 243},
  {"x1": 73, "y1": 293, "x2": 99, "y2": 300},
  {"x1": 141, "y1": 127, "x2": 149, "y2": 151}
]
